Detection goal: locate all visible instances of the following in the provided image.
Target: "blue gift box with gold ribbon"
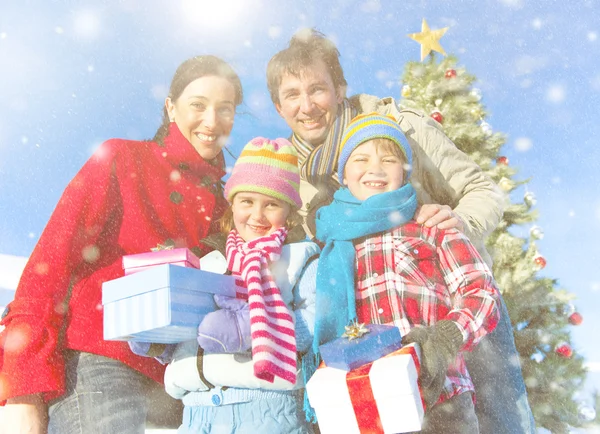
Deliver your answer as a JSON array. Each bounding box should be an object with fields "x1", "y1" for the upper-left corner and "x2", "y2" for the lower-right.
[
  {"x1": 102, "y1": 264, "x2": 237, "y2": 343},
  {"x1": 319, "y1": 323, "x2": 402, "y2": 371}
]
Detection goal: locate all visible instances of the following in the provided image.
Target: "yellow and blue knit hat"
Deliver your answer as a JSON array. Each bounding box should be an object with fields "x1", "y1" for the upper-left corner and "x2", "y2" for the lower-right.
[
  {"x1": 337, "y1": 113, "x2": 412, "y2": 183},
  {"x1": 224, "y1": 137, "x2": 302, "y2": 208}
]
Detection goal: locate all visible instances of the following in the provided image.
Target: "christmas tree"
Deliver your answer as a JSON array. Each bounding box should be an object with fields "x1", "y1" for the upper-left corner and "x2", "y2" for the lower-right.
[{"x1": 399, "y1": 54, "x2": 590, "y2": 432}]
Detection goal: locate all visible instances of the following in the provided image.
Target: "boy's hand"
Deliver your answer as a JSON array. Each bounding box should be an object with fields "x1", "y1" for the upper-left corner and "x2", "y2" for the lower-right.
[
  {"x1": 402, "y1": 321, "x2": 463, "y2": 409},
  {"x1": 415, "y1": 204, "x2": 465, "y2": 231}
]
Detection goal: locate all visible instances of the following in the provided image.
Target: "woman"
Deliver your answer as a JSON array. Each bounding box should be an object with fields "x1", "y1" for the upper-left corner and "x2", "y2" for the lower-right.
[{"x1": 0, "y1": 55, "x2": 243, "y2": 434}]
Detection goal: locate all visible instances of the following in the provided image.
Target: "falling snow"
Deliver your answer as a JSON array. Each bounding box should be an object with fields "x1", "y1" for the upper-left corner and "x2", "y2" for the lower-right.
[
  {"x1": 1, "y1": 2, "x2": 600, "y2": 430},
  {"x1": 72, "y1": 9, "x2": 101, "y2": 39},
  {"x1": 546, "y1": 84, "x2": 566, "y2": 103},
  {"x1": 514, "y1": 137, "x2": 533, "y2": 152}
]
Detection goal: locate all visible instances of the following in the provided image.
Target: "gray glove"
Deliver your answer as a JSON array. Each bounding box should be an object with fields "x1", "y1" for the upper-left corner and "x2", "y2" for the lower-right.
[
  {"x1": 401, "y1": 320, "x2": 463, "y2": 409},
  {"x1": 197, "y1": 295, "x2": 251, "y2": 353}
]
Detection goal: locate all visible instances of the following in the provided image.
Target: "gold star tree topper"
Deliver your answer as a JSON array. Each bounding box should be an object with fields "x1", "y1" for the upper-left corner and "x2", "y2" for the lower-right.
[{"x1": 407, "y1": 18, "x2": 449, "y2": 61}]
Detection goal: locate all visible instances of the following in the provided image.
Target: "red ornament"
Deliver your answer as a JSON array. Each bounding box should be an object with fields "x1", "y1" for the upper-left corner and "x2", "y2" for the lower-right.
[
  {"x1": 430, "y1": 111, "x2": 443, "y2": 124},
  {"x1": 445, "y1": 69, "x2": 457, "y2": 79},
  {"x1": 496, "y1": 156, "x2": 509, "y2": 166},
  {"x1": 534, "y1": 255, "x2": 547, "y2": 270},
  {"x1": 555, "y1": 342, "x2": 573, "y2": 358},
  {"x1": 568, "y1": 312, "x2": 583, "y2": 326}
]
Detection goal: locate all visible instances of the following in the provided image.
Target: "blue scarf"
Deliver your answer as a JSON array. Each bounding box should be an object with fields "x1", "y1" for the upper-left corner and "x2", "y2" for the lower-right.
[
  {"x1": 301, "y1": 184, "x2": 417, "y2": 421},
  {"x1": 313, "y1": 184, "x2": 418, "y2": 350}
]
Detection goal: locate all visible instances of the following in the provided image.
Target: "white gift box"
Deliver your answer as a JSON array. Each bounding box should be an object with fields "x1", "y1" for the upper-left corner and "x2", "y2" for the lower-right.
[
  {"x1": 102, "y1": 264, "x2": 237, "y2": 343},
  {"x1": 306, "y1": 344, "x2": 424, "y2": 434}
]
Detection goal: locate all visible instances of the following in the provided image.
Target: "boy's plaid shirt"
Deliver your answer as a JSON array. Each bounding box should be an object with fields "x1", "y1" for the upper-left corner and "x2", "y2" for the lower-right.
[{"x1": 353, "y1": 221, "x2": 500, "y2": 404}]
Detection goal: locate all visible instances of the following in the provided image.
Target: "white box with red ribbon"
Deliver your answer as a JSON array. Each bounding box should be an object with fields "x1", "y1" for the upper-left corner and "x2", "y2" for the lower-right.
[{"x1": 306, "y1": 344, "x2": 424, "y2": 434}]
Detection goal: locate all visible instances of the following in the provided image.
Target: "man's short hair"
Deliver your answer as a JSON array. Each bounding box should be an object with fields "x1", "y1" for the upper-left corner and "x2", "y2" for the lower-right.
[{"x1": 266, "y1": 28, "x2": 348, "y2": 105}]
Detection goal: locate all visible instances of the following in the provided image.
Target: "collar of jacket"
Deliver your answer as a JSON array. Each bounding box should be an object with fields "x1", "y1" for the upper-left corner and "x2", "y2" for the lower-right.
[{"x1": 160, "y1": 122, "x2": 226, "y2": 184}]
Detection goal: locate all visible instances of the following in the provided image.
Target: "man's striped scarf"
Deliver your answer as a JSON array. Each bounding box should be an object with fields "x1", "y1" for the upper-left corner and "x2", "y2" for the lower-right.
[
  {"x1": 292, "y1": 99, "x2": 357, "y2": 187},
  {"x1": 225, "y1": 227, "x2": 297, "y2": 384}
]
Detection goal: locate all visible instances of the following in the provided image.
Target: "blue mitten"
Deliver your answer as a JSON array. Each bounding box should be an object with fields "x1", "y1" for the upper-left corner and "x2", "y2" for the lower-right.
[
  {"x1": 197, "y1": 295, "x2": 251, "y2": 353},
  {"x1": 128, "y1": 341, "x2": 176, "y2": 365}
]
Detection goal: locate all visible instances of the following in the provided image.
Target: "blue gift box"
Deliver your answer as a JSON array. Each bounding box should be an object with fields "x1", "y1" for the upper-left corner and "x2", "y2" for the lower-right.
[
  {"x1": 319, "y1": 324, "x2": 402, "y2": 371},
  {"x1": 102, "y1": 264, "x2": 238, "y2": 343}
]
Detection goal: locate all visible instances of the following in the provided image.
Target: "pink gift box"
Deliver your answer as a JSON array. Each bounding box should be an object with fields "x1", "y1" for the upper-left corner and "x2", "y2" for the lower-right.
[{"x1": 123, "y1": 248, "x2": 200, "y2": 275}]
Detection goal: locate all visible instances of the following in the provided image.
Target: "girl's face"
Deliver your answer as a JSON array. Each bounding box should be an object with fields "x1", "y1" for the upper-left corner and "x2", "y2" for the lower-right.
[
  {"x1": 231, "y1": 192, "x2": 291, "y2": 242},
  {"x1": 165, "y1": 75, "x2": 236, "y2": 160}
]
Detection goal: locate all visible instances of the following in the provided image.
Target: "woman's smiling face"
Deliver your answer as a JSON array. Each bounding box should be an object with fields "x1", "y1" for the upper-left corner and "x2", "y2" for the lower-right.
[{"x1": 166, "y1": 75, "x2": 236, "y2": 160}]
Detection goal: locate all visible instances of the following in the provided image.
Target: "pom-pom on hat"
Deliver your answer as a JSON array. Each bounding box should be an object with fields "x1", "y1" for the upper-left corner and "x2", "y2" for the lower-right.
[
  {"x1": 337, "y1": 113, "x2": 412, "y2": 183},
  {"x1": 224, "y1": 137, "x2": 302, "y2": 208}
]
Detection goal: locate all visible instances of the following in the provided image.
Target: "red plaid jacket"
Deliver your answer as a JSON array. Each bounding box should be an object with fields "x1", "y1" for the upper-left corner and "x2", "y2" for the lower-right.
[{"x1": 354, "y1": 221, "x2": 500, "y2": 404}]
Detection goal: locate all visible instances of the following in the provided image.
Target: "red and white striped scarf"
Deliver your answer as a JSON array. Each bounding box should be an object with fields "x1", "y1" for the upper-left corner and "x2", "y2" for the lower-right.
[{"x1": 225, "y1": 227, "x2": 297, "y2": 384}]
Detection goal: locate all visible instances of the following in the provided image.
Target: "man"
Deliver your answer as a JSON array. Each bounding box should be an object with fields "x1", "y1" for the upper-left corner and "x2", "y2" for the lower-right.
[{"x1": 266, "y1": 28, "x2": 535, "y2": 434}]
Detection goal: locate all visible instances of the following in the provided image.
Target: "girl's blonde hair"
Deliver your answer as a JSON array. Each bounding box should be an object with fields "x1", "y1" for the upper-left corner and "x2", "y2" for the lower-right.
[{"x1": 219, "y1": 197, "x2": 304, "y2": 235}]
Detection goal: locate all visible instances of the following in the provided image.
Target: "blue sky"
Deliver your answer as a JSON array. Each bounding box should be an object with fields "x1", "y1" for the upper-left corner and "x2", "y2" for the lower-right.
[{"x1": 1, "y1": 0, "x2": 600, "y2": 426}]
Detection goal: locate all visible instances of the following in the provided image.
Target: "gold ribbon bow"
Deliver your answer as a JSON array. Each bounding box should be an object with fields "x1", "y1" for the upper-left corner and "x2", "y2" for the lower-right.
[{"x1": 341, "y1": 322, "x2": 370, "y2": 341}]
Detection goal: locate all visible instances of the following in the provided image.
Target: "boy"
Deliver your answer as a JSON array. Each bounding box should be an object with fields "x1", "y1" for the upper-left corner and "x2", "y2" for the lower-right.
[{"x1": 313, "y1": 113, "x2": 500, "y2": 434}]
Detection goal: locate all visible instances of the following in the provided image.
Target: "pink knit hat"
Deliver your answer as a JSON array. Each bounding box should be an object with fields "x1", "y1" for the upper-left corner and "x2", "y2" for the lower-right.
[{"x1": 224, "y1": 137, "x2": 302, "y2": 208}]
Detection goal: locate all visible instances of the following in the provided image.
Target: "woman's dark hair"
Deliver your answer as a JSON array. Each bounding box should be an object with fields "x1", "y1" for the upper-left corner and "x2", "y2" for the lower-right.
[{"x1": 153, "y1": 55, "x2": 243, "y2": 145}]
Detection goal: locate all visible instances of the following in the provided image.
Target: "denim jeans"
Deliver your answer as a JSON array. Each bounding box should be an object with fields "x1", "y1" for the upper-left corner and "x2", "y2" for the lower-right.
[
  {"x1": 48, "y1": 351, "x2": 182, "y2": 434},
  {"x1": 464, "y1": 295, "x2": 536, "y2": 434}
]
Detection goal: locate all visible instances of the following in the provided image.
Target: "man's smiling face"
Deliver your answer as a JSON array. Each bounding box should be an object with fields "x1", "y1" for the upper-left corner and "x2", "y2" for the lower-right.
[{"x1": 275, "y1": 59, "x2": 344, "y2": 146}]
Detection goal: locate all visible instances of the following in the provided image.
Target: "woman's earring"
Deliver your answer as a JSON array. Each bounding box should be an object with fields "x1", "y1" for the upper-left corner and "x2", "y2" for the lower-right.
[{"x1": 169, "y1": 117, "x2": 175, "y2": 123}]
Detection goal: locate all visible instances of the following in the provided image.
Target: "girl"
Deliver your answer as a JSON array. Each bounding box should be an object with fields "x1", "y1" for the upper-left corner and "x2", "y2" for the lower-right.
[
  {"x1": 0, "y1": 55, "x2": 242, "y2": 434},
  {"x1": 160, "y1": 137, "x2": 319, "y2": 433}
]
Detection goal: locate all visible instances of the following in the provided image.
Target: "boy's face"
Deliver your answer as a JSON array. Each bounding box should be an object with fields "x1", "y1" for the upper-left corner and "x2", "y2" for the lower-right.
[
  {"x1": 343, "y1": 139, "x2": 405, "y2": 201},
  {"x1": 231, "y1": 192, "x2": 291, "y2": 242},
  {"x1": 274, "y1": 59, "x2": 344, "y2": 146}
]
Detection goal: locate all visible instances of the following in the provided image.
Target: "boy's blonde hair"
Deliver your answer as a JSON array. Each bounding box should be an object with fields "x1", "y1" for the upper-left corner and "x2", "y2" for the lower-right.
[{"x1": 366, "y1": 138, "x2": 408, "y2": 164}]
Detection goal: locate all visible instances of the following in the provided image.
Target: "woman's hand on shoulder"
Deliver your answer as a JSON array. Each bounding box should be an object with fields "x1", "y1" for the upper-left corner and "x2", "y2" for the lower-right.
[{"x1": 2, "y1": 394, "x2": 48, "y2": 434}]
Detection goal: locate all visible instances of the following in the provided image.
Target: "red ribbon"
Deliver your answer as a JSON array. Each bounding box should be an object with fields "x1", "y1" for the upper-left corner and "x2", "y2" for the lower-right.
[
  {"x1": 346, "y1": 361, "x2": 384, "y2": 434},
  {"x1": 344, "y1": 344, "x2": 423, "y2": 434}
]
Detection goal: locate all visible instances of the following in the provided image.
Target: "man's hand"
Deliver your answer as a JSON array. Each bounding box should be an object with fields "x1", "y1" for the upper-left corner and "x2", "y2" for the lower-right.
[
  {"x1": 2, "y1": 394, "x2": 48, "y2": 434},
  {"x1": 415, "y1": 204, "x2": 465, "y2": 231}
]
